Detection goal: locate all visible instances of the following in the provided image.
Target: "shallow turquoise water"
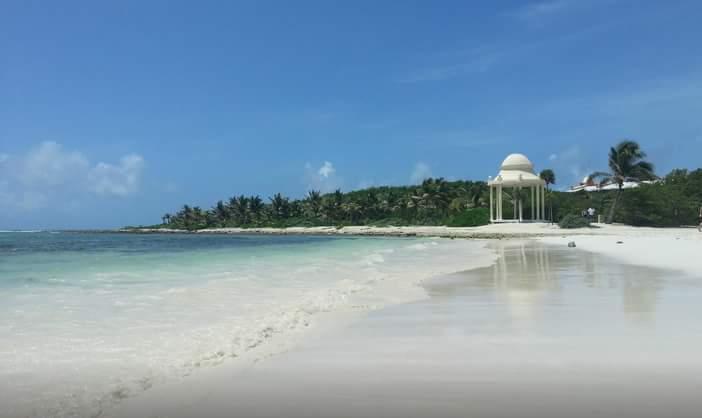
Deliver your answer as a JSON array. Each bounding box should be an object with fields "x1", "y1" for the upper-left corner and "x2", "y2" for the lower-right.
[{"x1": 0, "y1": 231, "x2": 484, "y2": 418}]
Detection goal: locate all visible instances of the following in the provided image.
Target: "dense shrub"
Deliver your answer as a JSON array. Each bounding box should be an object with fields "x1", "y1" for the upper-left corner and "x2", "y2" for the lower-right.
[
  {"x1": 445, "y1": 208, "x2": 490, "y2": 227},
  {"x1": 616, "y1": 184, "x2": 697, "y2": 227},
  {"x1": 551, "y1": 179, "x2": 701, "y2": 227},
  {"x1": 558, "y1": 214, "x2": 591, "y2": 229}
]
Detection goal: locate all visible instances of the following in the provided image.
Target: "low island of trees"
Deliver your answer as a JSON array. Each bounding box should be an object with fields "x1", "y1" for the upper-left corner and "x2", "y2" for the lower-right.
[{"x1": 146, "y1": 141, "x2": 702, "y2": 231}]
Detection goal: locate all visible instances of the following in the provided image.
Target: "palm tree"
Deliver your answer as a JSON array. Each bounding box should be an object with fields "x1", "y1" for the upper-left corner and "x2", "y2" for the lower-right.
[
  {"x1": 321, "y1": 189, "x2": 344, "y2": 223},
  {"x1": 591, "y1": 140, "x2": 655, "y2": 224},
  {"x1": 469, "y1": 182, "x2": 488, "y2": 208},
  {"x1": 540, "y1": 169, "x2": 556, "y2": 190},
  {"x1": 342, "y1": 200, "x2": 362, "y2": 224},
  {"x1": 412, "y1": 178, "x2": 451, "y2": 220},
  {"x1": 181, "y1": 205, "x2": 193, "y2": 228},
  {"x1": 269, "y1": 193, "x2": 290, "y2": 220},
  {"x1": 248, "y1": 195, "x2": 265, "y2": 225},
  {"x1": 235, "y1": 195, "x2": 250, "y2": 225},
  {"x1": 304, "y1": 190, "x2": 322, "y2": 219},
  {"x1": 212, "y1": 200, "x2": 228, "y2": 226},
  {"x1": 364, "y1": 189, "x2": 380, "y2": 219},
  {"x1": 540, "y1": 169, "x2": 556, "y2": 222},
  {"x1": 227, "y1": 195, "x2": 250, "y2": 226},
  {"x1": 331, "y1": 189, "x2": 344, "y2": 221}
]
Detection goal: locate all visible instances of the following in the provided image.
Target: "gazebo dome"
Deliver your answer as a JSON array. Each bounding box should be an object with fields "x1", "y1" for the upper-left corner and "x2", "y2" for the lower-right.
[
  {"x1": 501, "y1": 153, "x2": 535, "y2": 174},
  {"x1": 489, "y1": 153, "x2": 544, "y2": 186}
]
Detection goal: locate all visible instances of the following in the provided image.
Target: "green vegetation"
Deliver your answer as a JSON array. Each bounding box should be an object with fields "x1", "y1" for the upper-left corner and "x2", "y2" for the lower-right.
[
  {"x1": 445, "y1": 208, "x2": 490, "y2": 227},
  {"x1": 550, "y1": 168, "x2": 702, "y2": 227},
  {"x1": 153, "y1": 140, "x2": 702, "y2": 231},
  {"x1": 590, "y1": 140, "x2": 656, "y2": 223},
  {"x1": 540, "y1": 169, "x2": 556, "y2": 222},
  {"x1": 558, "y1": 214, "x2": 591, "y2": 229},
  {"x1": 159, "y1": 178, "x2": 493, "y2": 231}
]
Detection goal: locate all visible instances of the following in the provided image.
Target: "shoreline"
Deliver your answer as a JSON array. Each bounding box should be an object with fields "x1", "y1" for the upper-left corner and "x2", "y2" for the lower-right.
[
  {"x1": 1, "y1": 235, "x2": 499, "y2": 418},
  {"x1": 113, "y1": 237, "x2": 702, "y2": 418},
  {"x1": 8, "y1": 227, "x2": 701, "y2": 417},
  {"x1": 110, "y1": 238, "x2": 503, "y2": 418},
  {"x1": 117, "y1": 223, "x2": 702, "y2": 240},
  {"x1": 116, "y1": 223, "x2": 679, "y2": 239}
]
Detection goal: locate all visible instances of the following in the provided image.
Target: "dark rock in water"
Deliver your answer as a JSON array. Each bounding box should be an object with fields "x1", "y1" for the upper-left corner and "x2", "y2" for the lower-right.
[
  {"x1": 568, "y1": 241, "x2": 577, "y2": 248},
  {"x1": 617, "y1": 241, "x2": 624, "y2": 244}
]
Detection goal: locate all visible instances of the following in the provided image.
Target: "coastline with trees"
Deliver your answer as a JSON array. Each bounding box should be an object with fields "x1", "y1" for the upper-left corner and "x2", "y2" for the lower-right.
[{"x1": 139, "y1": 141, "x2": 702, "y2": 232}]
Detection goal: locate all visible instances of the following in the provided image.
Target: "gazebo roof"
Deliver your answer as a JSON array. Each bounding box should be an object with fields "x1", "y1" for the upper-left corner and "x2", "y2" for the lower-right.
[{"x1": 488, "y1": 153, "x2": 545, "y2": 186}]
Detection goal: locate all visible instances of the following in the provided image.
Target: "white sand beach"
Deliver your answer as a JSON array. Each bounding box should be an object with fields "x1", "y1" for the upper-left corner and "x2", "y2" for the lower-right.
[{"x1": 111, "y1": 225, "x2": 702, "y2": 418}]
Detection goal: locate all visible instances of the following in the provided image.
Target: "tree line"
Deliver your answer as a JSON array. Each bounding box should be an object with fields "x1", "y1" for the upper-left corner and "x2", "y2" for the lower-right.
[
  {"x1": 151, "y1": 141, "x2": 702, "y2": 230},
  {"x1": 160, "y1": 179, "x2": 494, "y2": 230}
]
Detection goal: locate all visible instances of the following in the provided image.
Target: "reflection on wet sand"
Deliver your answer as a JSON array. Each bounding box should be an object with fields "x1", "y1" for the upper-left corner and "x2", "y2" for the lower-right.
[{"x1": 428, "y1": 240, "x2": 669, "y2": 326}]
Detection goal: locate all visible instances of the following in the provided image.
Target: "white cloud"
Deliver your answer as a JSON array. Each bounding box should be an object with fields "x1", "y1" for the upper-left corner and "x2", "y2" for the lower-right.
[
  {"x1": 304, "y1": 161, "x2": 341, "y2": 193},
  {"x1": 511, "y1": 0, "x2": 574, "y2": 23},
  {"x1": 20, "y1": 141, "x2": 90, "y2": 188},
  {"x1": 0, "y1": 141, "x2": 145, "y2": 211},
  {"x1": 90, "y1": 154, "x2": 144, "y2": 197},
  {"x1": 397, "y1": 23, "x2": 609, "y2": 84},
  {"x1": 549, "y1": 153, "x2": 558, "y2": 161},
  {"x1": 410, "y1": 162, "x2": 432, "y2": 184},
  {"x1": 318, "y1": 161, "x2": 336, "y2": 178}
]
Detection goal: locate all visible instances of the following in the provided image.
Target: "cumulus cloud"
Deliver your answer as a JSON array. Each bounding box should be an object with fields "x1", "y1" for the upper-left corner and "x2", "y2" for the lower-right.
[
  {"x1": 19, "y1": 141, "x2": 90, "y2": 188},
  {"x1": 0, "y1": 141, "x2": 144, "y2": 211},
  {"x1": 410, "y1": 162, "x2": 432, "y2": 184},
  {"x1": 304, "y1": 161, "x2": 341, "y2": 193},
  {"x1": 549, "y1": 153, "x2": 558, "y2": 161},
  {"x1": 90, "y1": 154, "x2": 144, "y2": 196},
  {"x1": 317, "y1": 161, "x2": 336, "y2": 178}
]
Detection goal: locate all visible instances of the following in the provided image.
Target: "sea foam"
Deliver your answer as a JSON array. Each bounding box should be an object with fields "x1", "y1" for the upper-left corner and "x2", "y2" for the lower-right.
[{"x1": 0, "y1": 233, "x2": 494, "y2": 418}]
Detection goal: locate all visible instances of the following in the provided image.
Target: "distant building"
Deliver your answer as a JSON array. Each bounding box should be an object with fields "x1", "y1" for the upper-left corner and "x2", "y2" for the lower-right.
[{"x1": 567, "y1": 176, "x2": 656, "y2": 193}]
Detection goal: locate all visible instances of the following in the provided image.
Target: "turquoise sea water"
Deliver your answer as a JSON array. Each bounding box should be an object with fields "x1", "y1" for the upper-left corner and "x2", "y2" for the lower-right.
[{"x1": 0, "y1": 231, "x2": 486, "y2": 418}]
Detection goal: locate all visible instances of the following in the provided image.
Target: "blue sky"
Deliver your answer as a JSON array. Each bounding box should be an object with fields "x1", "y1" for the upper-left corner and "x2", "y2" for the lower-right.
[{"x1": 2, "y1": 0, "x2": 702, "y2": 229}]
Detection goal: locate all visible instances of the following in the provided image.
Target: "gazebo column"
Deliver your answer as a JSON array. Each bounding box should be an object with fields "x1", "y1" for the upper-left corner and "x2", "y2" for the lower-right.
[
  {"x1": 513, "y1": 187, "x2": 517, "y2": 220},
  {"x1": 535, "y1": 185, "x2": 541, "y2": 221},
  {"x1": 489, "y1": 185, "x2": 494, "y2": 222},
  {"x1": 498, "y1": 185, "x2": 503, "y2": 221},
  {"x1": 518, "y1": 187, "x2": 523, "y2": 223},
  {"x1": 531, "y1": 186, "x2": 535, "y2": 220}
]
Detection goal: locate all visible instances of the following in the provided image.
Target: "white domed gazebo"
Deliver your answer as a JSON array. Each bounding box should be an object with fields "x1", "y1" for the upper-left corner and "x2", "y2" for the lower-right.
[{"x1": 488, "y1": 154, "x2": 546, "y2": 223}]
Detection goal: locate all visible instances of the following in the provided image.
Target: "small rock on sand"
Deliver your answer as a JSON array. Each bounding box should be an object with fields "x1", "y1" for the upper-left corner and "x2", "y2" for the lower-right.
[{"x1": 568, "y1": 242, "x2": 577, "y2": 248}]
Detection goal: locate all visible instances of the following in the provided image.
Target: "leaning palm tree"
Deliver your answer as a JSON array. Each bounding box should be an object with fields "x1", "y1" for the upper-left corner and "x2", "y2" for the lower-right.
[{"x1": 591, "y1": 140, "x2": 655, "y2": 224}]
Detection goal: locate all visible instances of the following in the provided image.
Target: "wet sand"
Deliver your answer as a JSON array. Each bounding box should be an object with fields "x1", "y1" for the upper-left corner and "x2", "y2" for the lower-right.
[{"x1": 115, "y1": 241, "x2": 702, "y2": 418}]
